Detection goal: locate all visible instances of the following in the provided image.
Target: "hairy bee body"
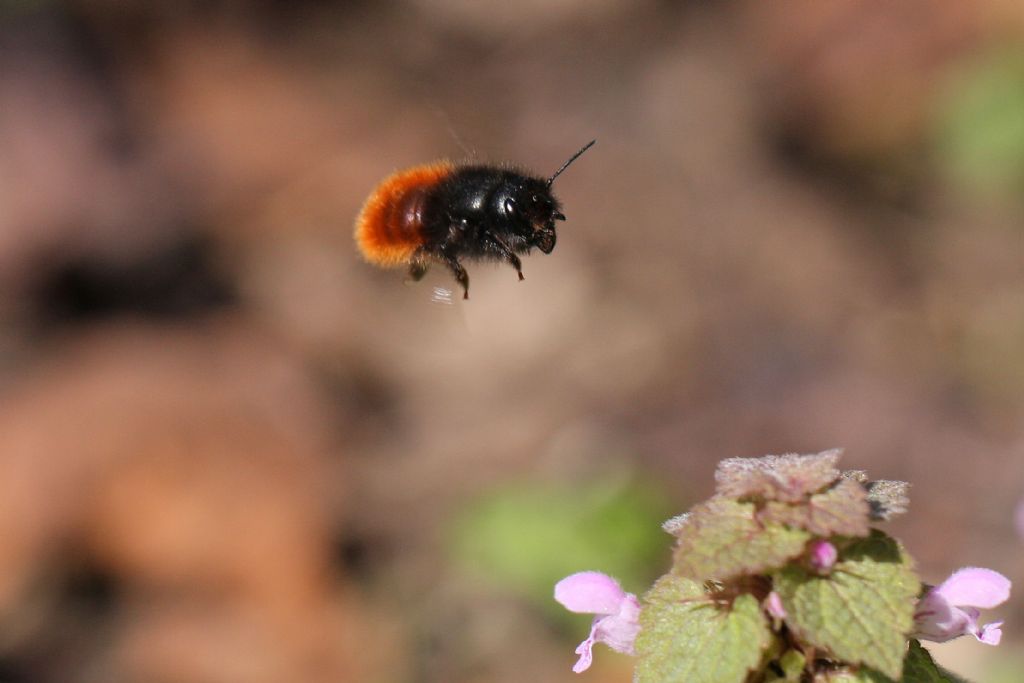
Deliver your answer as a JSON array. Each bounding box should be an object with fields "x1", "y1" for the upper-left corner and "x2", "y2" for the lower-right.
[{"x1": 355, "y1": 141, "x2": 594, "y2": 298}]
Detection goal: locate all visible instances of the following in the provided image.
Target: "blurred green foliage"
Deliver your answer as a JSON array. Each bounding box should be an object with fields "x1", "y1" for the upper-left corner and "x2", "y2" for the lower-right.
[
  {"x1": 448, "y1": 474, "x2": 674, "y2": 613},
  {"x1": 937, "y1": 48, "x2": 1024, "y2": 198}
]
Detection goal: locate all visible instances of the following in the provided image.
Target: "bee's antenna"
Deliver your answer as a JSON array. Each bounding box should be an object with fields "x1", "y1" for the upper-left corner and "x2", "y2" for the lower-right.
[{"x1": 547, "y1": 139, "x2": 596, "y2": 187}]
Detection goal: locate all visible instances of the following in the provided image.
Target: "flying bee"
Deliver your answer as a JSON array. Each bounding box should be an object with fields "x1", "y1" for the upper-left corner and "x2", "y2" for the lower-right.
[{"x1": 354, "y1": 140, "x2": 595, "y2": 299}]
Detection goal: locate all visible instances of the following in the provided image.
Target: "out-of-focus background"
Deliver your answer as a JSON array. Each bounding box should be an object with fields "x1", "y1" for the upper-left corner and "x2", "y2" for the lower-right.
[{"x1": 0, "y1": 1, "x2": 1022, "y2": 681}]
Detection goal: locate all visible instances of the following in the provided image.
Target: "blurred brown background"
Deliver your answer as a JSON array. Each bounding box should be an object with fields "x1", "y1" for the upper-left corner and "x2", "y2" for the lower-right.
[{"x1": 0, "y1": 1, "x2": 1022, "y2": 681}]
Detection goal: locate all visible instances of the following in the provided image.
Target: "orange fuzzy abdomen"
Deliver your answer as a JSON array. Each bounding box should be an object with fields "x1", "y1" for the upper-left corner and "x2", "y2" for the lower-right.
[{"x1": 354, "y1": 162, "x2": 454, "y2": 267}]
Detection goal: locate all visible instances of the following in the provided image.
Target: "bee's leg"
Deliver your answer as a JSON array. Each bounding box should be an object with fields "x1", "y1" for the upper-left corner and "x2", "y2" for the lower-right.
[
  {"x1": 532, "y1": 228, "x2": 556, "y2": 254},
  {"x1": 406, "y1": 248, "x2": 430, "y2": 282},
  {"x1": 483, "y1": 232, "x2": 524, "y2": 281},
  {"x1": 440, "y1": 250, "x2": 470, "y2": 299}
]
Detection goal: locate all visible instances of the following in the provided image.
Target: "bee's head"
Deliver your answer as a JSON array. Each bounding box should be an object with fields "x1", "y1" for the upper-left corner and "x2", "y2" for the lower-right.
[
  {"x1": 494, "y1": 179, "x2": 563, "y2": 253},
  {"x1": 492, "y1": 140, "x2": 594, "y2": 254}
]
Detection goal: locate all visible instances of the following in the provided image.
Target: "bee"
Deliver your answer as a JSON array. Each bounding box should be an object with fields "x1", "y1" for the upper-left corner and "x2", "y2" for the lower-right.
[{"x1": 355, "y1": 140, "x2": 595, "y2": 299}]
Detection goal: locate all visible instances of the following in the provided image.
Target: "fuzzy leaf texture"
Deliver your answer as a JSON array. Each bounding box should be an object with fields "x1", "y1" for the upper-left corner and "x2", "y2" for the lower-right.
[
  {"x1": 865, "y1": 480, "x2": 911, "y2": 521},
  {"x1": 672, "y1": 499, "x2": 811, "y2": 580},
  {"x1": 634, "y1": 575, "x2": 771, "y2": 683},
  {"x1": 900, "y1": 640, "x2": 970, "y2": 683},
  {"x1": 760, "y1": 477, "x2": 871, "y2": 537},
  {"x1": 715, "y1": 449, "x2": 842, "y2": 503},
  {"x1": 773, "y1": 531, "x2": 919, "y2": 679}
]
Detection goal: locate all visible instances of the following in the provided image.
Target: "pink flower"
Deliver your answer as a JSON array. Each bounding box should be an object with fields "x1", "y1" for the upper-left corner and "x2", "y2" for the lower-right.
[
  {"x1": 764, "y1": 591, "x2": 787, "y2": 620},
  {"x1": 914, "y1": 567, "x2": 1011, "y2": 645},
  {"x1": 554, "y1": 571, "x2": 641, "y2": 673},
  {"x1": 808, "y1": 540, "x2": 837, "y2": 573}
]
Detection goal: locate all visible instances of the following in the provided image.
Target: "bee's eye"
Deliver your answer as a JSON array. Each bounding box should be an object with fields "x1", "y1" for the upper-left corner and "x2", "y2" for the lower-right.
[{"x1": 504, "y1": 197, "x2": 517, "y2": 214}]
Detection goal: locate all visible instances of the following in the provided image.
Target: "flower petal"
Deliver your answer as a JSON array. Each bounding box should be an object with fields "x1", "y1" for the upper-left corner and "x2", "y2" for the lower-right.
[
  {"x1": 976, "y1": 620, "x2": 1003, "y2": 646},
  {"x1": 555, "y1": 571, "x2": 627, "y2": 615},
  {"x1": 935, "y1": 567, "x2": 1011, "y2": 609},
  {"x1": 592, "y1": 594, "x2": 642, "y2": 655},
  {"x1": 764, "y1": 591, "x2": 787, "y2": 620},
  {"x1": 572, "y1": 625, "x2": 597, "y2": 673},
  {"x1": 915, "y1": 595, "x2": 963, "y2": 642}
]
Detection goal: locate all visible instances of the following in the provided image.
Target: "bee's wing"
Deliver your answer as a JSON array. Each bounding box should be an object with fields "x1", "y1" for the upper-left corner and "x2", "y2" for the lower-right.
[{"x1": 404, "y1": 264, "x2": 470, "y2": 327}]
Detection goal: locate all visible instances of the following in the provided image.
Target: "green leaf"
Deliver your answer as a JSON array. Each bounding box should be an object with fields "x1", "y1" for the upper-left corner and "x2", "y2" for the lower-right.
[
  {"x1": 761, "y1": 477, "x2": 871, "y2": 537},
  {"x1": 778, "y1": 649, "x2": 807, "y2": 681},
  {"x1": 773, "y1": 531, "x2": 919, "y2": 679},
  {"x1": 672, "y1": 499, "x2": 811, "y2": 580},
  {"x1": 634, "y1": 575, "x2": 772, "y2": 683},
  {"x1": 715, "y1": 450, "x2": 842, "y2": 503},
  {"x1": 900, "y1": 640, "x2": 970, "y2": 683},
  {"x1": 816, "y1": 668, "x2": 892, "y2": 682}
]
